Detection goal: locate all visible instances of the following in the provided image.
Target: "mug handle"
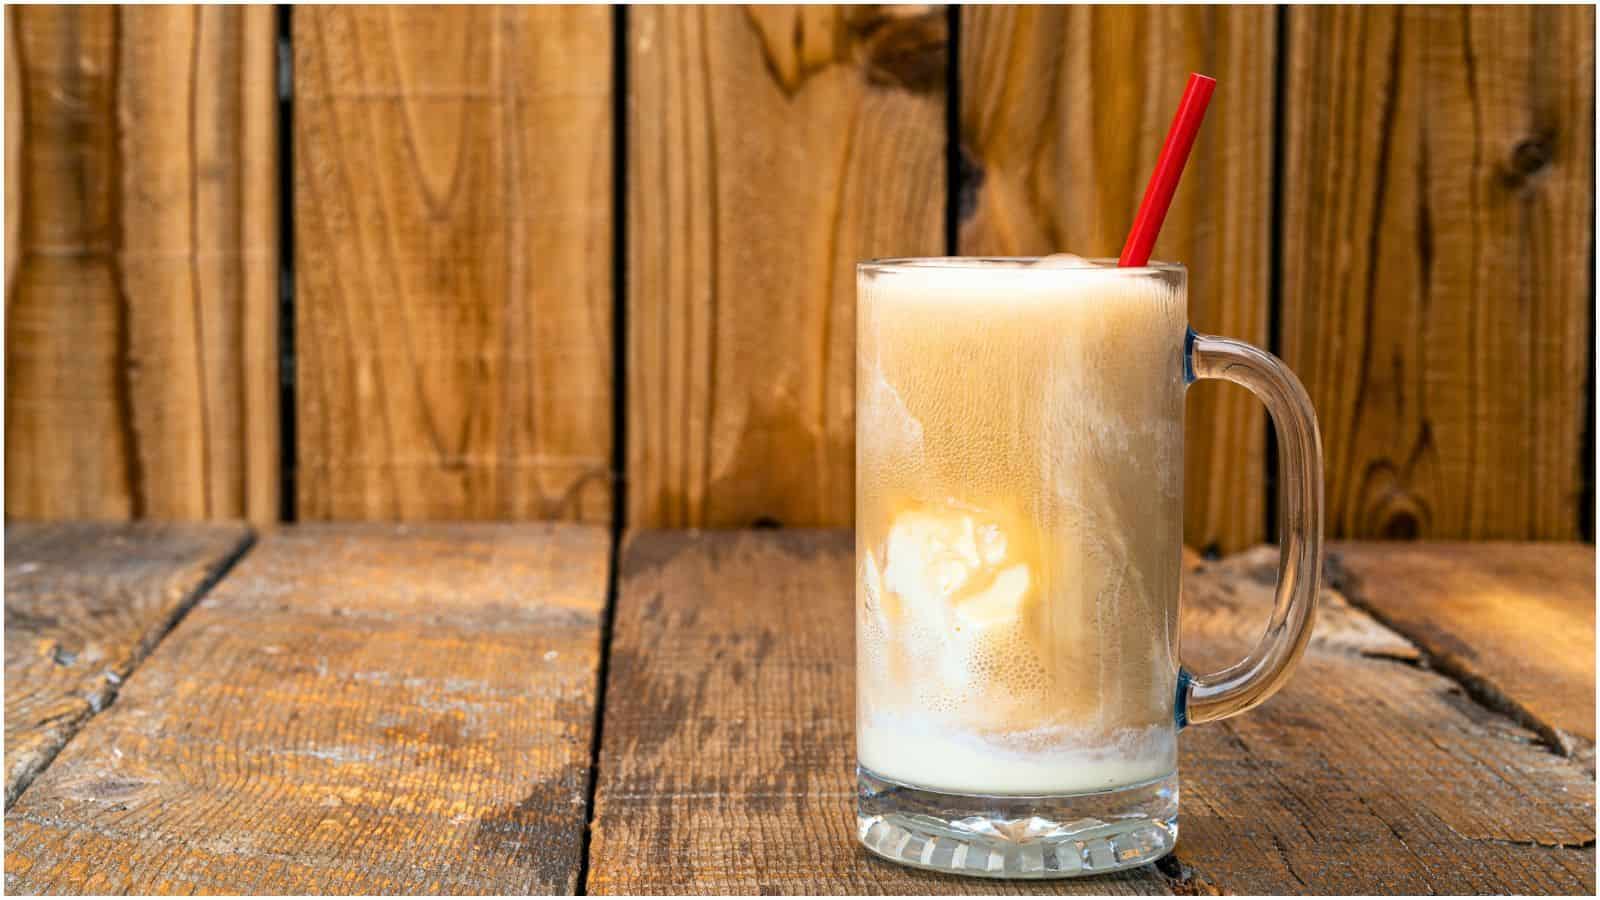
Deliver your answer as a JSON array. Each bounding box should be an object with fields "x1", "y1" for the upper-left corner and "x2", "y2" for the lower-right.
[{"x1": 1179, "y1": 328, "x2": 1324, "y2": 727}]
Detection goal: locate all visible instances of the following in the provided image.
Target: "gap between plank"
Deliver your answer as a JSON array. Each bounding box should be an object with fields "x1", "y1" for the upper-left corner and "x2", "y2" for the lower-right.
[
  {"x1": 578, "y1": 6, "x2": 629, "y2": 894},
  {"x1": 1263, "y1": 4, "x2": 1289, "y2": 546},
  {"x1": 4, "y1": 530, "x2": 258, "y2": 810},
  {"x1": 275, "y1": 5, "x2": 298, "y2": 523},
  {"x1": 1163, "y1": 542, "x2": 1595, "y2": 893},
  {"x1": 944, "y1": 4, "x2": 960, "y2": 255},
  {"x1": 577, "y1": 526, "x2": 622, "y2": 895},
  {"x1": 1324, "y1": 553, "x2": 1587, "y2": 761}
]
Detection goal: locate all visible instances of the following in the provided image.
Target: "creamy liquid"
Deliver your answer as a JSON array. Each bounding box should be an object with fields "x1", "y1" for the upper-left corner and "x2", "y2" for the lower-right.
[{"x1": 856, "y1": 257, "x2": 1185, "y2": 795}]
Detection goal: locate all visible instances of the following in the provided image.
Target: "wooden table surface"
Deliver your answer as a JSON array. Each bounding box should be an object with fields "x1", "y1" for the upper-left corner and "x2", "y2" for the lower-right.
[{"x1": 5, "y1": 524, "x2": 1594, "y2": 894}]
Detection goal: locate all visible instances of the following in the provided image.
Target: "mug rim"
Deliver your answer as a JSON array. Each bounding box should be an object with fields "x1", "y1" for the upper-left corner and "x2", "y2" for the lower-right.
[{"x1": 859, "y1": 256, "x2": 1185, "y2": 276}]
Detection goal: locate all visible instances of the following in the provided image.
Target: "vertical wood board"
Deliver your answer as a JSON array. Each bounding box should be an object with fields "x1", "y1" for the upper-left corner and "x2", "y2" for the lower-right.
[
  {"x1": 1280, "y1": 5, "x2": 1595, "y2": 540},
  {"x1": 627, "y1": 5, "x2": 947, "y2": 528},
  {"x1": 5, "y1": 6, "x2": 279, "y2": 522},
  {"x1": 295, "y1": 7, "x2": 614, "y2": 521}
]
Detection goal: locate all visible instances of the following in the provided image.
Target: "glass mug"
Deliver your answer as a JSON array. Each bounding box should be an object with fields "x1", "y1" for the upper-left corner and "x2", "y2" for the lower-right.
[{"x1": 854, "y1": 257, "x2": 1322, "y2": 878}]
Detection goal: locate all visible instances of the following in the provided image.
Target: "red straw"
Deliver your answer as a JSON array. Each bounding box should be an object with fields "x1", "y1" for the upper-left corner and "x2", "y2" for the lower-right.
[{"x1": 1118, "y1": 73, "x2": 1216, "y2": 267}]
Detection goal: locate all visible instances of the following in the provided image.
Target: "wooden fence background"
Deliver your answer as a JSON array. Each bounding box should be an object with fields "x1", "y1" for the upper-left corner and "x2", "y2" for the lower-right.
[{"x1": 5, "y1": 5, "x2": 1594, "y2": 552}]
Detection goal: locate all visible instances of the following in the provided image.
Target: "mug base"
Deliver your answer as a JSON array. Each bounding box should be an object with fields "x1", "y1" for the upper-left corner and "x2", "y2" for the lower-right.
[{"x1": 856, "y1": 766, "x2": 1178, "y2": 879}]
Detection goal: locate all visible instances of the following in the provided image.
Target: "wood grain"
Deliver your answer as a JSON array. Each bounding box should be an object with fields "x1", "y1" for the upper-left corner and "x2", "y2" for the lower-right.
[
  {"x1": 1177, "y1": 546, "x2": 1593, "y2": 894},
  {"x1": 4, "y1": 522, "x2": 250, "y2": 808},
  {"x1": 4, "y1": 524, "x2": 610, "y2": 894},
  {"x1": 4, "y1": 6, "x2": 279, "y2": 522},
  {"x1": 590, "y1": 530, "x2": 1168, "y2": 895},
  {"x1": 294, "y1": 7, "x2": 613, "y2": 522},
  {"x1": 1328, "y1": 541, "x2": 1596, "y2": 754},
  {"x1": 590, "y1": 530, "x2": 1594, "y2": 894},
  {"x1": 1281, "y1": 6, "x2": 1596, "y2": 540},
  {"x1": 628, "y1": 6, "x2": 947, "y2": 528},
  {"x1": 960, "y1": 6, "x2": 1275, "y2": 554}
]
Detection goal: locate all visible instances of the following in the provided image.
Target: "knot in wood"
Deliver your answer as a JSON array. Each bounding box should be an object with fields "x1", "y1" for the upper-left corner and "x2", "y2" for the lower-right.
[
  {"x1": 860, "y1": 10, "x2": 947, "y2": 95},
  {"x1": 1499, "y1": 132, "x2": 1557, "y2": 189}
]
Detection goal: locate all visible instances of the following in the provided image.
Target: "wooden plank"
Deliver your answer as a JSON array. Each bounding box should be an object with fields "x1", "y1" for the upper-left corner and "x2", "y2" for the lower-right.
[
  {"x1": 1280, "y1": 6, "x2": 1595, "y2": 540},
  {"x1": 4, "y1": 524, "x2": 610, "y2": 894},
  {"x1": 4, "y1": 6, "x2": 279, "y2": 522},
  {"x1": 627, "y1": 6, "x2": 947, "y2": 528},
  {"x1": 1328, "y1": 541, "x2": 1596, "y2": 753},
  {"x1": 959, "y1": 6, "x2": 1275, "y2": 554},
  {"x1": 590, "y1": 531, "x2": 1595, "y2": 894},
  {"x1": 590, "y1": 530, "x2": 1169, "y2": 896},
  {"x1": 4, "y1": 522, "x2": 250, "y2": 808},
  {"x1": 1178, "y1": 545, "x2": 1593, "y2": 894},
  {"x1": 294, "y1": 7, "x2": 613, "y2": 522},
  {"x1": 3, "y1": 7, "x2": 123, "y2": 518}
]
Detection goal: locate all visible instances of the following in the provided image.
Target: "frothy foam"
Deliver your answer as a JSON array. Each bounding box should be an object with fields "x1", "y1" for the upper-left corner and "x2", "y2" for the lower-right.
[{"x1": 1032, "y1": 252, "x2": 1093, "y2": 268}]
